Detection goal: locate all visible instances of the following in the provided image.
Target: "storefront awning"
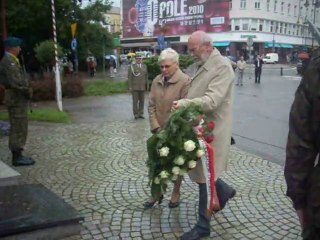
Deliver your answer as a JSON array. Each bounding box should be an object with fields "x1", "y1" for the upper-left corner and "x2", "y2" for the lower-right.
[
  {"x1": 280, "y1": 43, "x2": 293, "y2": 48},
  {"x1": 264, "y1": 42, "x2": 281, "y2": 48},
  {"x1": 264, "y1": 42, "x2": 293, "y2": 48},
  {"x1": 213, "y1": 41, "x2": 230, "y2": 47}
]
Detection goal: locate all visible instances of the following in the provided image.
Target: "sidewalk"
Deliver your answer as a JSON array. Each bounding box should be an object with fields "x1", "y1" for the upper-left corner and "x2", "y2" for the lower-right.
[{"x1": 0, "y1": 93, "x2": 301, "y2": 239}]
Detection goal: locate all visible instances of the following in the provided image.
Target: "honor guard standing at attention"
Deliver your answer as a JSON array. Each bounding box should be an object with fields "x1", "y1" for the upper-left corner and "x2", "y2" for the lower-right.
[
  {"x1": 0, "y1": 37, "x2": 35, "y2": 166},
  {"x1": 128, "y1": 54, "x2": 149, "y2": 119}
]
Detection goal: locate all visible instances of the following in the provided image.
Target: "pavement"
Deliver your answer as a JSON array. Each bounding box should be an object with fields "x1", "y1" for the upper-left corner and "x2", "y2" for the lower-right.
[{"x1": 0, "y1": 64, "x2": 302, "y2": 239}]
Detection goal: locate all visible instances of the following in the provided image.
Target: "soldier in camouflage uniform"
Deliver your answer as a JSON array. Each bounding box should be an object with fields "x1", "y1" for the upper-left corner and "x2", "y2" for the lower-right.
[
  {"x1": 284, "y1": 56, "x2": 320, "y2": 239},
  {"x1": 0, "y1": 37, "x2": 34, "y2": 166}
]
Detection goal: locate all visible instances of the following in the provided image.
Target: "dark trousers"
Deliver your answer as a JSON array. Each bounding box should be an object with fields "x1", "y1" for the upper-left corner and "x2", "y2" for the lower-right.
[
  {"x1": 255, "y1": 68, "x2": 262, "y2": 83},
  {"x1": 132, "y1": 90, "x2": 145, "y2": 118},
  {"x1": 8, "y1": 106, "x2": 28, "y2": 151},
  {"x1": 195, "y1": 183, "x2": 211, "y2": 234}
]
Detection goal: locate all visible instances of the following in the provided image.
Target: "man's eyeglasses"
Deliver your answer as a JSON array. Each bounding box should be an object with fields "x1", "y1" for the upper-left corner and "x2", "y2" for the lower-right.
[{"x1": 160, "y1": 65, "x2": 172, "y2": 69}]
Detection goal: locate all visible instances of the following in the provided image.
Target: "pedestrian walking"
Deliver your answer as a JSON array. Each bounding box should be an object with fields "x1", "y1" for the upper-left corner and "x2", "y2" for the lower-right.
[
  {"x1": 87, "y1": 57, "x2": 96, "y2": 77},
  {"x1": 172, "y1": 31, "x2": 236, "y2": 240},
  {"x1": 254, "y1": 55, "x2": 263, "y2": 84},
  {"x1": 236, "y1": 56, "x2": 246, "y2": 86},
  {"x1": 128, "y1": 55, "x2": 148, "y2": 119},
  {"x1": 144, "y1": 48, "x2": 190, "y2": 209},
  {"x1": 0, "y1": 37, "x2": 35, "y2": 166},
  {"x1": 284, "y1": 56, "x2": 320, "y2": 240}
]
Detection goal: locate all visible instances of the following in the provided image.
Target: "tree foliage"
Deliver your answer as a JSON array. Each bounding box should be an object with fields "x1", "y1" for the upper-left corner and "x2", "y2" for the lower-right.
[
  {"x1": 3, "y1": 0, "x2": 114, "y2": 70},
  {"x1": 34, "y1": 40, "x2": 63, "y2": 70}
]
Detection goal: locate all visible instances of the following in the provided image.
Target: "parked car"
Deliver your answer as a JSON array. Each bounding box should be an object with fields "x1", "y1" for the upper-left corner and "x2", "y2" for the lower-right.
[
  {"x1": 296, "y1": 60, "x2": 303, "y2": 75},
  {"x1": 263, "y1": 53, "x2": 279, "y2": 64}
]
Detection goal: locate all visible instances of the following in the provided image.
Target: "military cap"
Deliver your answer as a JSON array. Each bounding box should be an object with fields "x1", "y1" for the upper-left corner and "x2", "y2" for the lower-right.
[
  {"x1": 135, "y1": 54, "x2": 143, "y2": 59},
  {"x1": 4, "y1": 37, "x2": 22, "y2": 47}
]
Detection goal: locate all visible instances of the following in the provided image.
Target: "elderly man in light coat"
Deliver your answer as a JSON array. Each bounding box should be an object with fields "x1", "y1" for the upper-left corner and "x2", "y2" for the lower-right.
[{"x1": 173, "y1": 31, "x2": 236, "y2": 240}]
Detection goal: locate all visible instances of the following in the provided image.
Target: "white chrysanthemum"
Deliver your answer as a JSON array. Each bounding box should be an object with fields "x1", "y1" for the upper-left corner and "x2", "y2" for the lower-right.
[
  {"x1": 154, "y1": 177, "x2": 160, "y2": 184},
  {"x1": 159, "y1": 147, "x2": 170, "y2": 157},
  {"x1": 179, "y1": 169, "x2": 187, "y2": 176},
  {"x1": 196, "y1": 149, "x2": 205, "y2": 158},
  {"x1": 188, "y1": 160, "x2": 197, "y2": 169},
  {"x1": 184, "y1": 140, "x2": 196, "y2": 152},
  {"x1": 172, "y1": 166, "x2": 180, "y2": 175},
  {"x1": 171, "y1": 175, "x2": 178, "y2": 181},
  {"x1": 159, "y1": 170, "x2": 169, "y2": 179},
  {"x1": 173, "y1": 155, "x2": 185, "y2": 165}
]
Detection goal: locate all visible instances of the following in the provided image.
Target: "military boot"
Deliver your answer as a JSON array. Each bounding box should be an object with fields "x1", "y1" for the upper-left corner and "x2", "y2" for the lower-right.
[{"x1": 12, "y1": 150, "x2": 35, "y2": 166}]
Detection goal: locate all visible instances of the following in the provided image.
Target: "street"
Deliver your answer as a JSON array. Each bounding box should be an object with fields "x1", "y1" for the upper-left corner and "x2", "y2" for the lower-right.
[{"x1": 232, "y1": 64, "x2": 301, "y2": 166}]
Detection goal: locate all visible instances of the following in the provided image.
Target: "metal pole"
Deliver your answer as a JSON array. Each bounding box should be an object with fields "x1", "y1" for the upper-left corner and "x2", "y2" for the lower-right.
[
  {"x1": 311, "y1": 0, "x2": 317, "y2": 48},
  {"x1": 51, "y1": 0, "x2": 63, "y2": 111},
  {"x1": 1, "y1": 0, "x2": 7, "y2": 40},
  {"x1": 102, "y1": 35, "x2": 105, "y2": 75}
]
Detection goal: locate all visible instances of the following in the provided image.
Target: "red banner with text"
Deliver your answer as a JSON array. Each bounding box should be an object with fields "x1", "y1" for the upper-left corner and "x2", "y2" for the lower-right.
[{"x1": 122, "y1": 0, "x2": 230, "y2": 38}]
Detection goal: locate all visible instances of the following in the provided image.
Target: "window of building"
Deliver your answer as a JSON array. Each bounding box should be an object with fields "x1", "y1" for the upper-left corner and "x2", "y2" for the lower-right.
[
  {"x1": 270, "y1": 21, "x2": 274, "y2": 32},
  {"x1": 294, "y1": 5, "x2": 297, "y2": 16},
  {"x1": 229, "y1": 0, "x2": 232, "y2": 10},
  {"x1": 274, "y1": 0, "x2": 278, "y2": 12},
  {"x1": 259, "y1": 24, "x2": 263, "y2": 31},
  {"x1": 281, "y1": 2, "x2": 284, "y2": 14},
  {"x1": 242, "y1": 19, "x2": 249, "y2": 30},
  {"x1": 234, "y1": 19, "x2": 240, "y2": 30},
  {"x1": 287, "y1": 4, "x2": 291, "y2": 15},
  {"x1": 267, "y1": 0, "x2": 270, "y2": 11},
  {"x1": 251, "y1": 19, "x2": 258, "y2": 30},
  {"x1": 279, "y1": 22, "x2": 283, "y2": 33},
  {"x1": 240, "y1": 0, "x2": 246, "y2": 9},
  {"x1": 255, "y1": 0, "x2": 261, "y2": 9},
  {"x1": 283, "y1": 23, "x2": 287, "y2": 34}
]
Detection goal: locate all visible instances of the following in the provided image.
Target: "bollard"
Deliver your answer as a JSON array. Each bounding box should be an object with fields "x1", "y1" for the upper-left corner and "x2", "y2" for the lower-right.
[{"x1": 280, "y1": 67, "x2": 283, "y2": 76}]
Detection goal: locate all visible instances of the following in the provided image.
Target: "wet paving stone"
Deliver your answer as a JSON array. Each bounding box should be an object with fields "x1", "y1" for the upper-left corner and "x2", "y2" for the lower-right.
[{"x1": 0, "y1": 120, "x2": 301, "y2": 239}]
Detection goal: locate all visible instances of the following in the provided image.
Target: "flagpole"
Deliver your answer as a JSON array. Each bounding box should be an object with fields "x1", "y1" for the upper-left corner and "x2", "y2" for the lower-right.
[{"x1": 50, "y1": 0, "x2": 63, "y2": 111}]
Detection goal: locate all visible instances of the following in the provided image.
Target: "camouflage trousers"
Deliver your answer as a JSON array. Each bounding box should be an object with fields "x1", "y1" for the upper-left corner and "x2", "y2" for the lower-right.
[{"x1": 7, "y1": 106, "x2": 28, "y2": 151}]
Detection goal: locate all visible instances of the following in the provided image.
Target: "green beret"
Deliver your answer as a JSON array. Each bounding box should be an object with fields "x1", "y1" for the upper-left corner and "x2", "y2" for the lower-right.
[{"x1": 4, "y1": 37, "x2": 22, "y2": 47}]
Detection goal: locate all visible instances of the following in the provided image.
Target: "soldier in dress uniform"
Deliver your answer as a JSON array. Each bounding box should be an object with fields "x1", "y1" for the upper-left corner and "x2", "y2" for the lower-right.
[
  {"x1": 285, "y1": 55, "x2": 320, "y2": 239},
  {"x1": 128, "y1": 54, "x2": 148, "y2": 119},
  {"x1": 0, "y1": 37, "x2": 34, "y2": 166}
]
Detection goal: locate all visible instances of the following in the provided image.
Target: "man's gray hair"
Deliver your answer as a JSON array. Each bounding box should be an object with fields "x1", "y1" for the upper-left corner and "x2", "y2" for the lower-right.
[
  {"x1": 158, "y1": 48, "x2": 179, "y2": 63},
  {"x1": 198, "y1": 31, "x2": 212, "y2": 45}
]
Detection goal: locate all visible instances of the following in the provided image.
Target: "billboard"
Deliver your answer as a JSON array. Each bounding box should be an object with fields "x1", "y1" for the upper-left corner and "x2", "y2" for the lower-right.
[{"x1": 122, "y1": 0, "x2": 230, "y2": 38}]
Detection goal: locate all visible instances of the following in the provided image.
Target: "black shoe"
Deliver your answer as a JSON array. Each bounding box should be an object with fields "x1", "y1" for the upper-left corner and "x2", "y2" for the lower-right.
[
  {"x1": 143, "y1": 195, "x2": 163, "y2": 209},
  {"x1": 168, "y1": 200, "x2": 180, "y2": 208},
  {"x1": 214, "y1": 179, "x2": 236, "y2": 212},
  {"x1": 12, "y1": 155, "x2": 35, "y2": 166},
  {"x1": 139, "y1": 116, "x2": 145, "y2": 119},
  {"x1": 180, "y1": 227, "x2": 210, "y2": 240},
  {"x1": 134, "y1": 116, "x2": 139, "y2": 120}
]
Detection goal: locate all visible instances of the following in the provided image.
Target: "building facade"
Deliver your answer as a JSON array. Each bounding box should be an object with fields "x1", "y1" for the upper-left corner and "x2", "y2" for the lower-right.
[{"x1": 120, "y1": 0, "x2": 320, "y2": 62}]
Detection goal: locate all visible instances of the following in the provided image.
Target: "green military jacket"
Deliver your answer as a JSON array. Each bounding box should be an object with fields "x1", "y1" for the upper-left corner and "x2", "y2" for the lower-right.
[
  {"x1": 127, "y1": 62, "x2": 148, "y2": 91},
  {"x1": 0, "y1": 53, "x2": 30, "y2": 107},
  {"x1": 284, "y1": 56, "x2": 320, "y2": 210}
]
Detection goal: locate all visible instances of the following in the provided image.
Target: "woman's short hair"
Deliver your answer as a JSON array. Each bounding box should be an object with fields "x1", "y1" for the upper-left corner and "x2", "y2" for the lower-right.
[{"x1": 158, "y1": 48, "x2": 179, "y2": 64}]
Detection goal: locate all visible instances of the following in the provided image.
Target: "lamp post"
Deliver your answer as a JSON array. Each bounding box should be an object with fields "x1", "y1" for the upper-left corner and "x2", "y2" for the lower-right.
[
  {"x1": 272, "y1": 32, "x2": 275, "y2": 53},
  {"x1": 102, "y1": 34, "x2": 106, "y2": 75}
]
